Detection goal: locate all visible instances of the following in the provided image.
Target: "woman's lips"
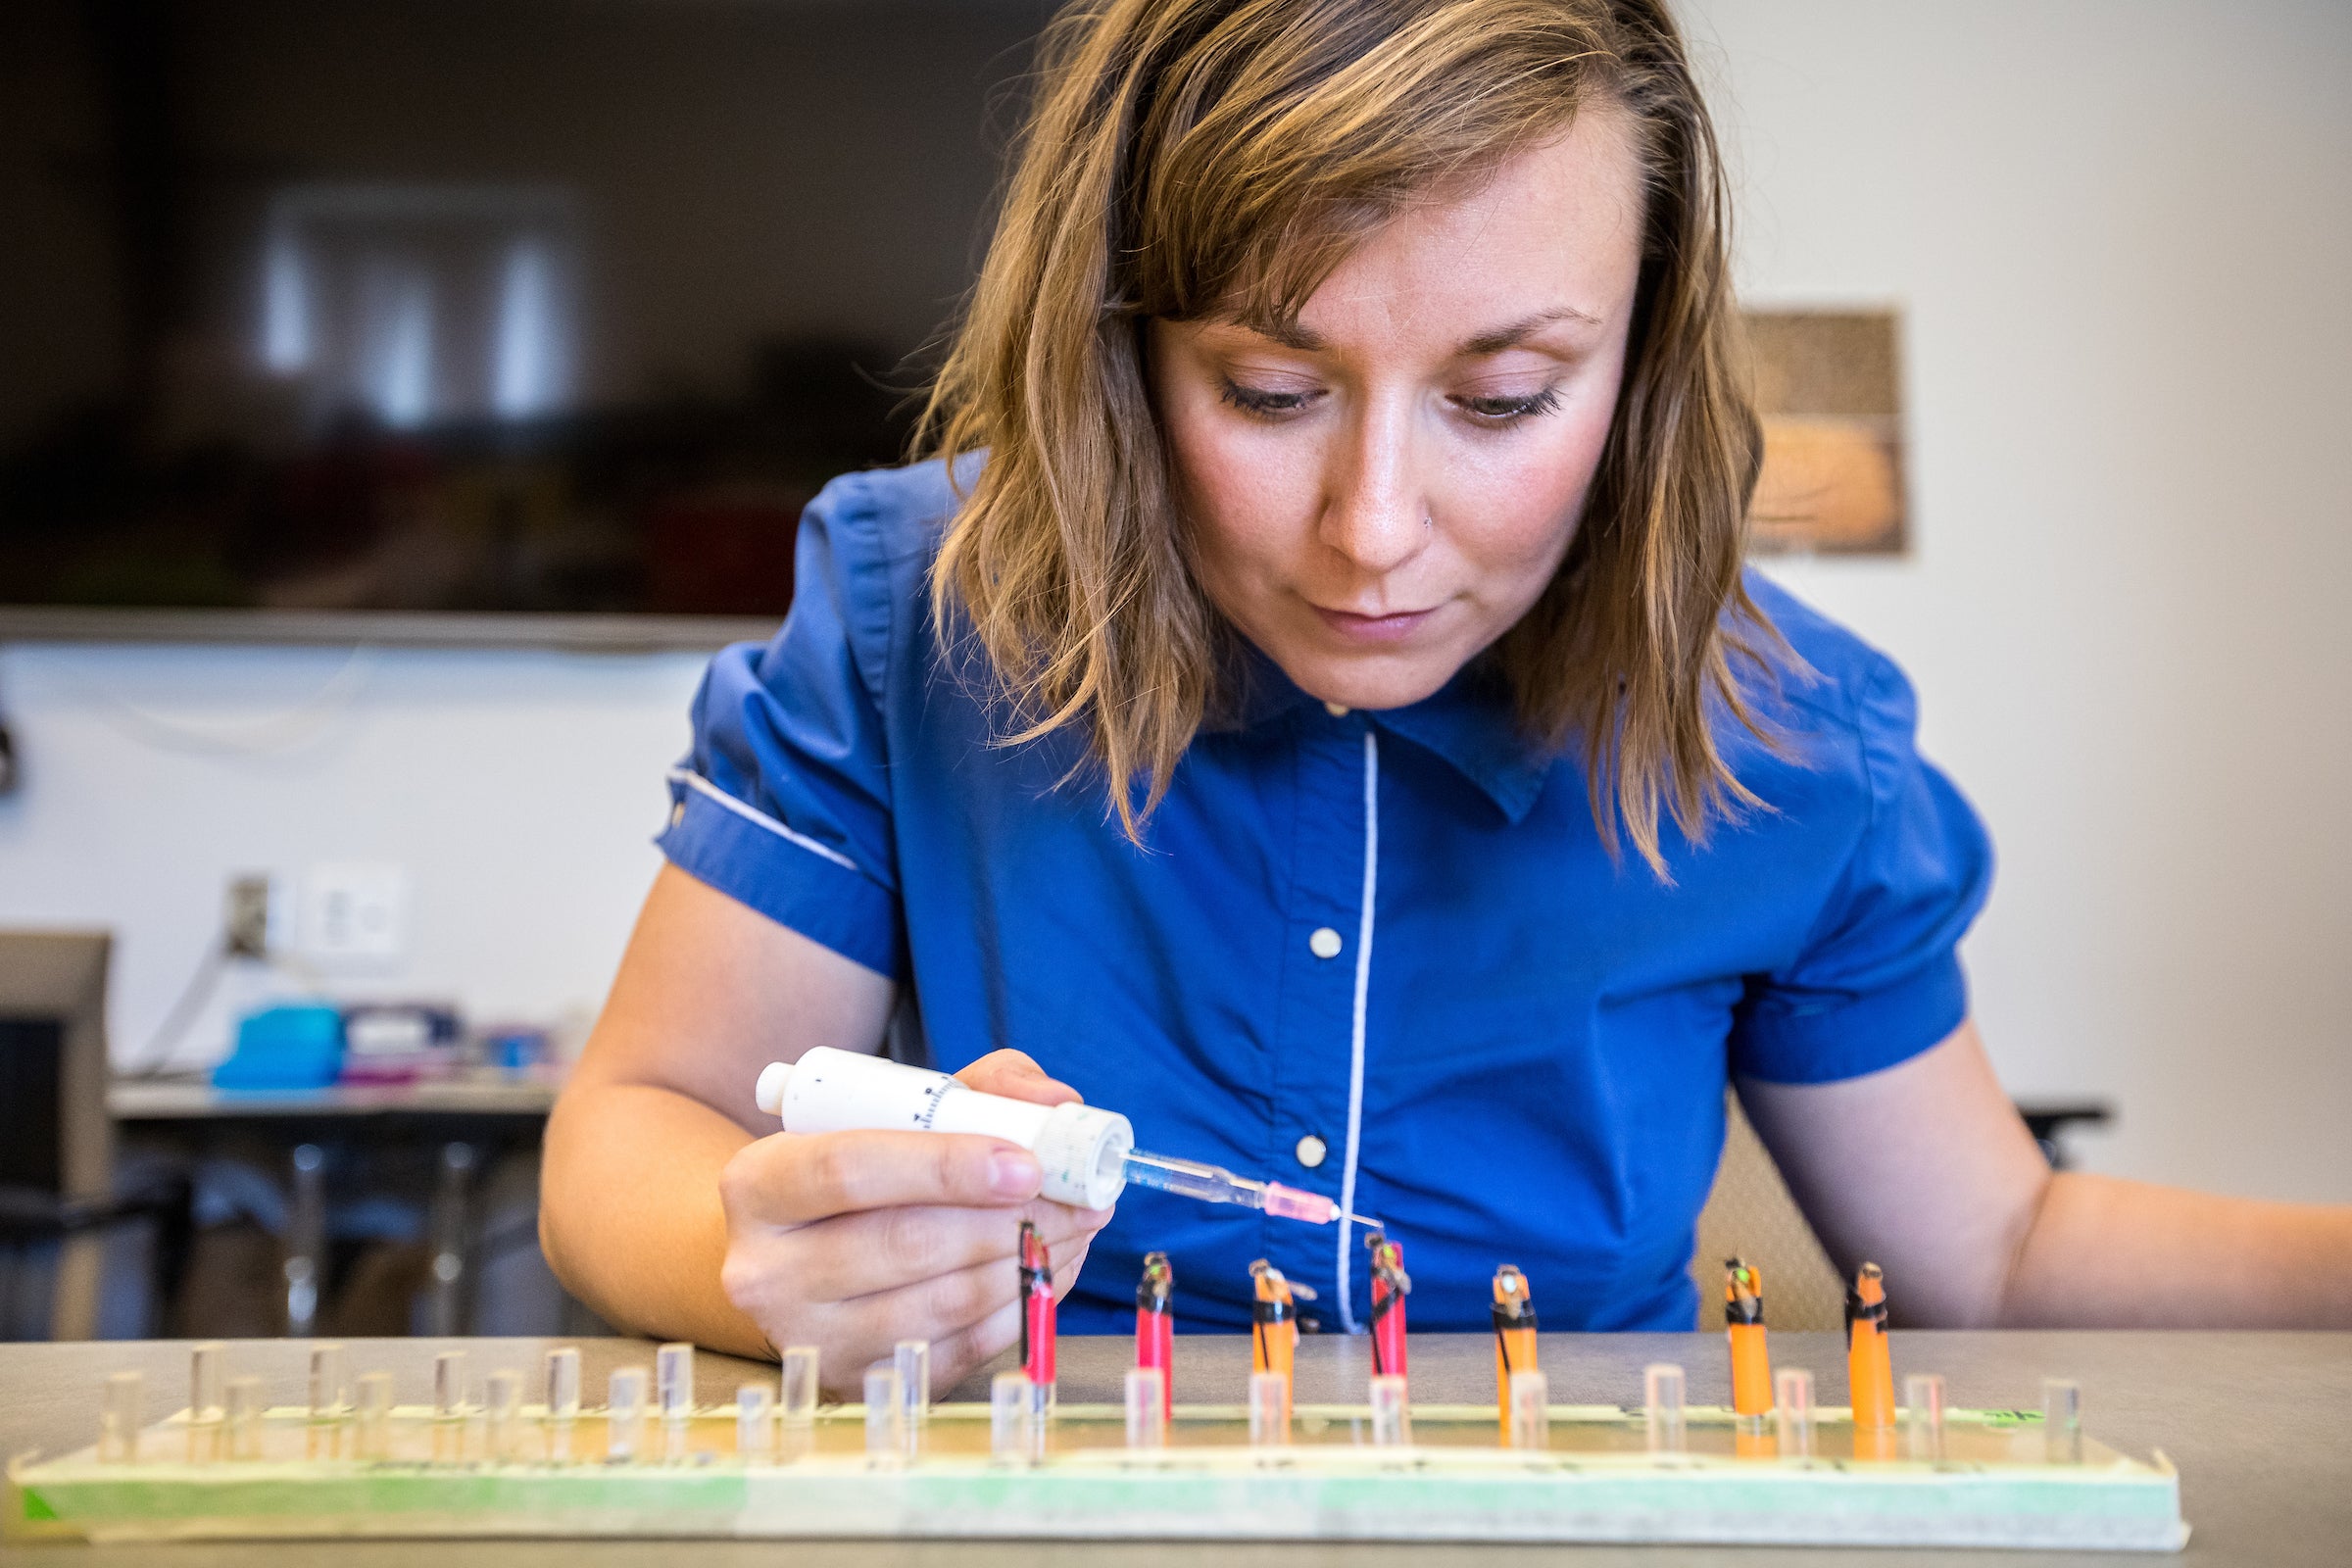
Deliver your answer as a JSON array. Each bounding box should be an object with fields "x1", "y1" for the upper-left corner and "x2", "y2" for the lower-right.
[{"x1": 1313, "y1": 605, "x2": 1438, "y2": 644}]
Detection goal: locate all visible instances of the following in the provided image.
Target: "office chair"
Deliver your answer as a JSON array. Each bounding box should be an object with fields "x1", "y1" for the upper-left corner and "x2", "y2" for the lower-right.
[
  {"x1": 1690, "y1": 1089, "x2": 2110, "y2": 1332},
  {"x1": 0, "y1": 930, "x2": 184, "y2": 1339},
  {"x1": 1690, "y1": 1092, "x2": 1849, "y2": 1331}
]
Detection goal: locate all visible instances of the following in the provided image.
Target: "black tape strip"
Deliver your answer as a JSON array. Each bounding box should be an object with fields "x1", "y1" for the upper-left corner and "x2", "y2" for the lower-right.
[{"x1": 1845, "y1": 1292, "x2": 1889, "y2": 1331}]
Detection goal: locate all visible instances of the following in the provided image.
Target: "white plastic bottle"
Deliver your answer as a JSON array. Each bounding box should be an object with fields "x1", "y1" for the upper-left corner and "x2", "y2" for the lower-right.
[{"x1": 754, "y1": 1048, "x2": 1133, "y2": 1209}]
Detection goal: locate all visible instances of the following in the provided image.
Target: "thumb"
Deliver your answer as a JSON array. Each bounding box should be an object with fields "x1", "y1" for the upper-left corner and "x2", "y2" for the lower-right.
[{"x1": 958, "y1": 1048, "x2": 1082, "y2": 1107}]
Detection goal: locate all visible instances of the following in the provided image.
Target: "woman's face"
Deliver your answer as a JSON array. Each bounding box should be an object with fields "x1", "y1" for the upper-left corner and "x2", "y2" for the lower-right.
[{"x1": 1152, "y1": 110, "x2": 1647, "y2": 712}]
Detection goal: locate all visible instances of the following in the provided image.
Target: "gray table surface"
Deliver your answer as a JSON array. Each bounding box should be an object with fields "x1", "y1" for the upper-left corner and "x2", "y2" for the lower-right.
[
  {"x1": 4, "y1": 1330, "x2": 2345, "y2": 1565},
  {"x1": 108, "y1": 1075, "x2": 561, "y2": 1119}
]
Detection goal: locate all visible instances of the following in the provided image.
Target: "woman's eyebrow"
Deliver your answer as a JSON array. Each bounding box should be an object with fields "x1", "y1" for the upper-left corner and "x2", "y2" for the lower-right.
[
  {"x1": 1210, "y1": 303, "x2": 1599, "y2": 357},
  {"x1": 1214, "y1": 317, "x2": 1326, "y2": 353},
  {"x1": 1458, "y1": 305, "x2": 1603, "y2": 356}
]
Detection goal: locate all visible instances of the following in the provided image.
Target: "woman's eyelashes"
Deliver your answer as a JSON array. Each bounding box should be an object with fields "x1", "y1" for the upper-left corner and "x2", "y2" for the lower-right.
[
  {"x1": 1215, "y1": 376, "x2": 1564, "y2": 425},
  {"x1": 1452, "y1": 383, "x2": 1562, "y2": 423},
  {"x1": 1217, "y1": 377, "x2": 1320, "y2": 418}
]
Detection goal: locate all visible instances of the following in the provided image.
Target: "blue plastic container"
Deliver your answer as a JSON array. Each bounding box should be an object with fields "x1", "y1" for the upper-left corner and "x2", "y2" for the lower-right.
[{"x1": 211, "y1": 1003, "x2": 345, "y2": 1091}]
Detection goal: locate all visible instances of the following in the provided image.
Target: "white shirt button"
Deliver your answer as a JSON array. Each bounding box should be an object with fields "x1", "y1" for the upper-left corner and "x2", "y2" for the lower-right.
[
  {"x1": 1308, "y1": 926, "x2": 1344, "y2": 959},
  {"x1": 1323, "y1": 700, "x2": 1349, "y2": 717},
  {"x1": 1295, "y1": 1134, "x2": 1328, "y2": 1169}
]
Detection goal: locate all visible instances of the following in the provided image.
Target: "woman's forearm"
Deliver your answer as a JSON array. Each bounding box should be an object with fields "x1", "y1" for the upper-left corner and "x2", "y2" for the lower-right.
[
  {"x1": 541, "y1": 1078, "x2": 772, "y2": 1357},
  {"x1": 1999, "y1": 1171, "x2": 2352, "y2": 1328},
  {"x1": 1747, "y1": 1027, "x2": 2352, "y2": 1329}
]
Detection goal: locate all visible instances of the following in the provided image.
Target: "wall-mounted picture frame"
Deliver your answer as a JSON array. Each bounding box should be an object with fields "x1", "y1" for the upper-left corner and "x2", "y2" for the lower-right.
[{"x1": 1742, "y1": 307, "x2": 1907, "y2": 556}]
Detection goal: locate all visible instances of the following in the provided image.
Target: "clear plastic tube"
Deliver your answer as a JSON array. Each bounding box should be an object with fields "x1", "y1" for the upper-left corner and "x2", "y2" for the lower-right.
[
  {"x1": 100, "y1": 1370, "x2": 143, "y2": 1463},
  {"x1": 543, "y1": 1347, "x2": 582, "y2": 1420},
  {"x1": 1904, "y1": 1372, "x2": 1945, "y2": 1460},
  {"x1": 1248, "y1": 1370, "x2": 1290, "y2": 1446},
  {"x1": 1775, "y1": 1367, "x2": 1815, "y2": 1458},
  {"x1": 224, "y1": 1376, "x2": 266, "y2": 1460},
  {"x1": 1506, "y1": 1369, "x2": 1548, "y2": 1451},
  {"x1": 737, "y1": 1383, "x2": 774, "y2": 1460},
  {"x1": 1371, "y1": 1373, "x2": 1414, "y2": 1446},
  {"x1": 308, "y1": 1343, "x2": 346, "y2": 1421},
  {"x1": 356, "y1": 1371, "x2": 395, "y2": 1460},
  {"x1": 863, "y1": 1365, "x2": 905, "y2": 1463},
  {"x1": 189, "y1": 1342, "x2": 225, "y2": 1424},
  {"x1": 434, "y1": 1350, "x2": 467, "y2": 1420},
  {"x1": 2043, "y1": 1377, "x2": 2082, "y2": 1463},
  {"x1": 1124, "y1": 1366, "x2": 1167, "y2": 1448},
  {"x1": 485, "y1": 1370, "x2": 522, "y2": 1460},
  {"x1": 608, "y1": 1367, "x2": 647, "y2": 1461},
  {"x1": 894, "y1": 1340, "x2": 930, "y2": 1449},
  {"x1": 780, "y1": 1346, "x2": 820, "y2": 1427},
  {"x1": 657, "y1": 1342, "x2": 695, "y2": 1423},
  {"x1": 1643, "y1": 1362, "x2": 1687, "y2": 1454},
  {"x1": 1027, "y1": 1379, "x2": 1054, "y2": 1455},
  {"x1": 990, "y1": 1371, "x2": 1033, "y2": 1463}
]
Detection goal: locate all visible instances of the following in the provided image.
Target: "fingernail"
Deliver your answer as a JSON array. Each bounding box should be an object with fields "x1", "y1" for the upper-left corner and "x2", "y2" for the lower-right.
[{"x1": 989, "y1": 1150, "x2": 1041, "y2": 1198}]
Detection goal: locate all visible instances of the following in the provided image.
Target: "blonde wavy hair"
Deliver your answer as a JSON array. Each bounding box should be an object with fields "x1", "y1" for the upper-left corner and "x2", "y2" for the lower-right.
[{"x1": 919, "y1": 0, "x2": 1782, "y2": 873}]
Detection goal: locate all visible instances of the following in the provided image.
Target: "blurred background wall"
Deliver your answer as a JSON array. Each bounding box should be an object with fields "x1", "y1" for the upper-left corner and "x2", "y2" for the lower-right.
[{"x1": 1, "y1": 0, "x2": 2346, "y2": 1202}]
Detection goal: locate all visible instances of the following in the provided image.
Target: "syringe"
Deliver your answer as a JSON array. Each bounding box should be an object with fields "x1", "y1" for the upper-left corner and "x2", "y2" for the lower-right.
[
  {"x1": 1122, "y1": 1149, "x2": 1382, "y2": 1230},
  {"x1": 754, "y1": 1049, "x2": 1377, "y2": 1227}
]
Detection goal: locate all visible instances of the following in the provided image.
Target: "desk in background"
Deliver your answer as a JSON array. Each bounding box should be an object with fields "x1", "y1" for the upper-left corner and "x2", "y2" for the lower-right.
[
  {"x1": 108, "y1": 1074, "x2": 565, "y2": 1339},
  {"x1": 109, "y1": 1076, "x2": 560, "y2": 1124}
]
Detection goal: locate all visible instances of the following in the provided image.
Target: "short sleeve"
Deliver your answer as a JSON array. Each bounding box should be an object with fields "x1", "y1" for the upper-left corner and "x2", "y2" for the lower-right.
[
  {"x1": 1729, "y1": 657, "x2": 1994, "y2": 1084},
  {"x1": 656, "y1": 475, "x2": 906, "y2": 979}
]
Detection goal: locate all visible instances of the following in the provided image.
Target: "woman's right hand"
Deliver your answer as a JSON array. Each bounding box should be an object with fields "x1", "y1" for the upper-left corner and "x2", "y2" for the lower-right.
[{"x1": 716, "y1": 1049, "x2": 1115, "y2": 1396}]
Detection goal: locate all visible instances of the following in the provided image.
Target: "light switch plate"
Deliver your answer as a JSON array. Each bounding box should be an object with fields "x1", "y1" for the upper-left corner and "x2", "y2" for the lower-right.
[{"x1": 301, "y1": 861, "x2": 408, "y2": 964}]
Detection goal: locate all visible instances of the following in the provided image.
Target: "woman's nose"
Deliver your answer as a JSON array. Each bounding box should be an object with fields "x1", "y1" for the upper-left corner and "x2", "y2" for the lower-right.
[{"x1": 1318, "y1": 406, "x2": 1430, "y2": 577}]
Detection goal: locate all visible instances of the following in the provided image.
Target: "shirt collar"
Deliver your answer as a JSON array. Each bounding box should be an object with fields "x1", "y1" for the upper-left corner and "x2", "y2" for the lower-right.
[{"x1": 1230, "y1": 646, "x2": 1556, "y2": 825}]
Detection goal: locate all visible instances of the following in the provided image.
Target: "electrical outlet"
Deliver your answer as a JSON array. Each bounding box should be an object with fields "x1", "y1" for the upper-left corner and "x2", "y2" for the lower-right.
[
  {"x1": 223, "y1": 873, "x2": 291, "y2": 957},
  {"x1": 301, "y1": 862, "x2": 408, "y2": 964}
]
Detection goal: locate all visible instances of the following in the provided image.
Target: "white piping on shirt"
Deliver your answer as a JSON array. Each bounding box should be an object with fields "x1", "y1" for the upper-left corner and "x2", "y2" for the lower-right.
[
  {"x1": 665, "y1": 766, "x2": 863, "y2": 875},
  {"x1": 1335, "y1": 727, "x2": 1379, "y2": 1334}
]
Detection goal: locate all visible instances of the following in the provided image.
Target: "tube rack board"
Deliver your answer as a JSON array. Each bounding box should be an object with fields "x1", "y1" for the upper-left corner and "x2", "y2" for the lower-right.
[{"x1": 6, "y1": 1399, "x2": 2186, "y2": 1551}]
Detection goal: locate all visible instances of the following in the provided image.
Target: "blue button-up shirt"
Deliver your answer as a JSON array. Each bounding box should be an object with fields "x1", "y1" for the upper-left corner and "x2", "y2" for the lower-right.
[{"x1": 659, "y1": 460, "x2": 1992, "y2": 1335}]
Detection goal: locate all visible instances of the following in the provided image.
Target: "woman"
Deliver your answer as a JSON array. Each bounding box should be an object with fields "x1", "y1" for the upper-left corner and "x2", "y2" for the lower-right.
[{"x1": 541, "y1": 0, "x2": 2350, "y2": 1390}]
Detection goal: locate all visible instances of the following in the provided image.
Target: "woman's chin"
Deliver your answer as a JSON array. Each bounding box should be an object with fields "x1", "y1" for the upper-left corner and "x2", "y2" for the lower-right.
[{"x1": 1281, "y1": 648, "x2": 1461, "y2": 714}]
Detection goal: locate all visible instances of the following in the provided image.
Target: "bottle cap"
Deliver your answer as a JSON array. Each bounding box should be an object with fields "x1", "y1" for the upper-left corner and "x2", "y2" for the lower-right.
[
  {"x1": 1031, "y1": 1102, "x2": 1134, "y2": 1208},
  {"x1": 755, "y1": 1061, "x2": 792, "y2": 1116}
]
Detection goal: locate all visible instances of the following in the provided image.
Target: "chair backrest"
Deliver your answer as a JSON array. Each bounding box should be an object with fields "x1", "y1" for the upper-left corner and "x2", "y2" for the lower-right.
[
  {"x1": 0, "y1": 930, "x2": 113, "y2": 1339},
  {"x1": 0, "y1": 1016, "x2": 67, "y2": 1193},
  {"x1": 1690, "y1": 1091, "x2": 1847, "y2": 1332},
  {"x1": 0, "y1": 930, "x2": 111, "y2": 1199}
]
